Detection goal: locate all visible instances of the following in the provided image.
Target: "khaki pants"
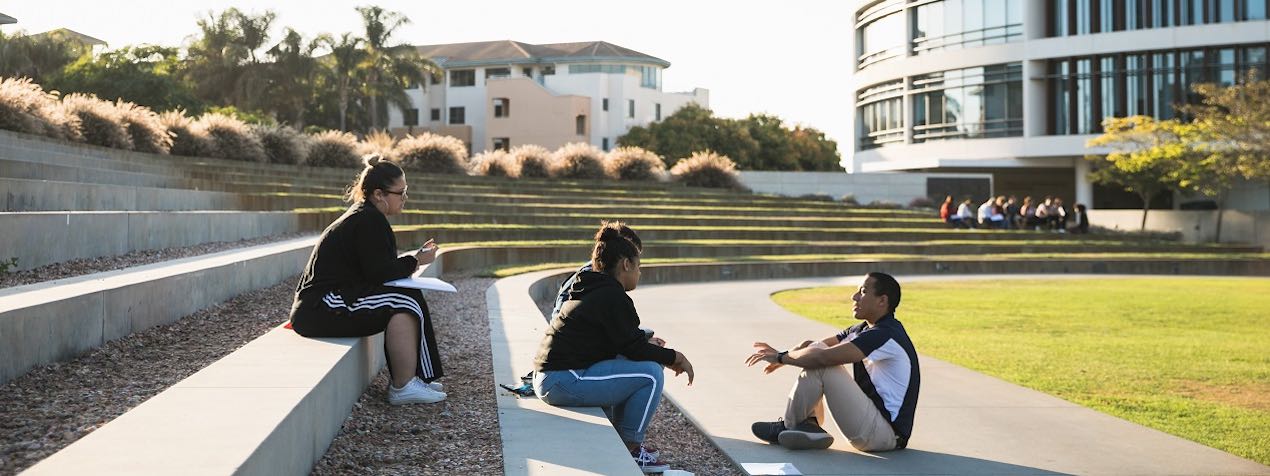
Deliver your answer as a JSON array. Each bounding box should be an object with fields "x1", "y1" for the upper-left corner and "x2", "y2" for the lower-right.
[{"x1": 784, "y1": 365, "x2": 898, "y2": 452}]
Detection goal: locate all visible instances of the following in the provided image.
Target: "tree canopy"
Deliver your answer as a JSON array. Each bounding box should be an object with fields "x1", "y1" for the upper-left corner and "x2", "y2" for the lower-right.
[{"x1": 618, "y1": 104, "x2": 841, "y2": 171}]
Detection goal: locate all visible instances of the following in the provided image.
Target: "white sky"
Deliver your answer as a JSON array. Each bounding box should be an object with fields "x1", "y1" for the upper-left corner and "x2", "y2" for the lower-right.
[{"x1": 3, "y1": 1, "x2": 854, "y2": 155}]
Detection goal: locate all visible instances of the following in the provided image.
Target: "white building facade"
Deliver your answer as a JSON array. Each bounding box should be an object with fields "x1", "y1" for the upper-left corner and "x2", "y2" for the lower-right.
[
  {"x1": 386, "y1": 40, "x2": 708, "y2": 154},
  {"x1": 849, "y1": 0, "x2": 1270, "y2": 210}
]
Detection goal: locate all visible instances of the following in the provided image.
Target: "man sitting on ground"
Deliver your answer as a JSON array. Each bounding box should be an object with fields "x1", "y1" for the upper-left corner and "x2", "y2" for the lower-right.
[{"x1": 747, "y1": 272, "x2": 920, "y2": 452}]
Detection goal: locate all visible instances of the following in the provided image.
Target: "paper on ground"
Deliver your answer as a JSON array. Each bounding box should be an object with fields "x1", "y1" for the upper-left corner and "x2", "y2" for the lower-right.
[
  {"x1": 383, "y1": 276, "x2": 457, "y2": 292},
  {"x1": 740, "y1": 462, "x2": 802, "y2": 475}
]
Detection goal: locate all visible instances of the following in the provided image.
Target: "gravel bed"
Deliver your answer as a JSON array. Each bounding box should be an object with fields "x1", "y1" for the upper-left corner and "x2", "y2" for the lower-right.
[
  {"x1": 0, "y1": 277, "x2": 297, "y2": 475},
  {"x1": 0, "y1": 233, "x2": 308, "y2": 290}
]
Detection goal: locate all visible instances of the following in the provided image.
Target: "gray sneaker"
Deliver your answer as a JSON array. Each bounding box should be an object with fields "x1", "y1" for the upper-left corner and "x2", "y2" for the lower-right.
[{"x1": 777, "y1": 417, "x2": 834, "y2": 450}]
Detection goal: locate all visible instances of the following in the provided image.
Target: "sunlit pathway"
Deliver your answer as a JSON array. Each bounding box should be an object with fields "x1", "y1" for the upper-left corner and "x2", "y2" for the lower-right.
[{"x1": 632, "y1": 274, "x2": 1270, "y2": 476}]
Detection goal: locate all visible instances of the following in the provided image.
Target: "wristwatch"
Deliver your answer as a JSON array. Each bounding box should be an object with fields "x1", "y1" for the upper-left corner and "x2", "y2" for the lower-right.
[{"x1": 777, "y1": 350, "x2": 789, "y2": 364}]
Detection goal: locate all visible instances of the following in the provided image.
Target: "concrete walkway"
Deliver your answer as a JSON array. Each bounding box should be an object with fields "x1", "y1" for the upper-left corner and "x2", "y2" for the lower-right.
[{"x1": 631, "y1": 275, "x2": 1270, "y2": 476}]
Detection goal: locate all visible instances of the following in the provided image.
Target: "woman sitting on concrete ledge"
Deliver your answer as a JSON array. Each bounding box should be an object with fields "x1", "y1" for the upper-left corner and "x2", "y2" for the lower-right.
[
  {"x1": 532, "y1": 222, "x2": 695, "y2": 474},
  {"x1": 288, "y1": 154, "x2": 447, "y2": 405}
]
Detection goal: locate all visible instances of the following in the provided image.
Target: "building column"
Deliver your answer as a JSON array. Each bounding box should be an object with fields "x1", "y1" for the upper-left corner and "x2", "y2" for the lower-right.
[{"x1": 1075, "y1": 157, "x2": 1094, "y2": 208}]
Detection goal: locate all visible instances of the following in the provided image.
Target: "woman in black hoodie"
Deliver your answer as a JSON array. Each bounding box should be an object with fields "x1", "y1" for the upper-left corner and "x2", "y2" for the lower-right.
[
  {"x1": 289, "y1": 155, "x2": 446, "y2": 405},
  {"x1": 533, "y1": 222, "x2": 695, "y2": 473}
]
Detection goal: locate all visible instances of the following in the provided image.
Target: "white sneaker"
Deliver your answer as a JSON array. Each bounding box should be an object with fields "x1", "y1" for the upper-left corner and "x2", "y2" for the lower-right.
[
  {"x1": 388, "y1": 377, "x2": 447, "y2": 405},
  {"x1": 426, "y1": 381, "x2": 443, "y2": 392}
]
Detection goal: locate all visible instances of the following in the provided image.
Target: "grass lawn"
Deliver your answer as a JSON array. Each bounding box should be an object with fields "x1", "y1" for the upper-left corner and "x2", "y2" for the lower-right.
[{"x1": 770, "y1": 277, "x2": 1270, "y2": 465}]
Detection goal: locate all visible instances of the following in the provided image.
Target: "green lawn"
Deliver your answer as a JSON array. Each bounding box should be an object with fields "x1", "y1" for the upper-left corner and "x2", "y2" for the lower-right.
[{"x1": 770, "y1": 277, "x2": 1270, "y2": 465}]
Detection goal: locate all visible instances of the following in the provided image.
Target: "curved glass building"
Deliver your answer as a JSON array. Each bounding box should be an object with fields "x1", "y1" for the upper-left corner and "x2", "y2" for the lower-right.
[{"x1": 849, "y1": 0, "x2": 1270, "y2": 208}]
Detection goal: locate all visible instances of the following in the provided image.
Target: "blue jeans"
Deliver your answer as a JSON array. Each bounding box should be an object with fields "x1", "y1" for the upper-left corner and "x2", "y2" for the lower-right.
[{"x1": 533, "y1": 359, "x2": 665, "y2": 444}]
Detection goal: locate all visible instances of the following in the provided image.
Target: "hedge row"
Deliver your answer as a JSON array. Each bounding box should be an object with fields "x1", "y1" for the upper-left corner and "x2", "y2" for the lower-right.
[{"x1": 1, "y1": 77, "x2": 743, "y2": 188}]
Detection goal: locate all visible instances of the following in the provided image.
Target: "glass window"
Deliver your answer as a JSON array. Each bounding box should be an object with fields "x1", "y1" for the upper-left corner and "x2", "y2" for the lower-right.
[
  {"x1": 493, "y1": 98, "x2": 510, "y2": 118},
  {"x1": 916, "y1": 1, "x2": 944, "y2": 42},
  {"x1": 1219, "y1": 48, "x2": 1237, "y2": 85},
  {"x1": 1249, "y1": 0, "x2": 1268, "y2": 19},
  {"x1": 492, "y1": 138, "x2": 510, "y2": 151},
  {"x1": 1219, "y1": 0, "x2": 1236, "y2": 21},
  {"x1": 485, "y1": 67, "x2": 511, "y2": 79},
  {"x1": 450, "y1": 70, "x2": 475, "y2": 87},
  {"x1": 944, "y1": 0, "x2": 963, "y2": 45},
  {"x1": 576, "y1": 115, "x2": 586, "y2": 135},
  {"x1": 656, "y1": 103, "x2": 662, "y2": 121},
  {"x1": 430, "y1": 108, "x2": 441, "y2": 122},
  {"x1": 449, "y1": 107, "x2": 465, "y2": 125},
  {"x1": 403, "y1": 108, "x2": 419, "y2": 127},
  {"x1": 543, "y1": 65, "x2": 556, "y2": 75},
  {"x1": 628, "y1": 99, "x2": 635, "y2": 118},
  {"x1": 984, "y1": 0, "x2": 1008, "y2": 44},
  {"x1": 859, "y1": 10, "x2": 905, "y2": 68},
  {"x1": 602, "y1": 98, "x2": 609, "y2": 111},
  {"x1": 964, "y1": 0, "x2": 984, "y2": 46}
]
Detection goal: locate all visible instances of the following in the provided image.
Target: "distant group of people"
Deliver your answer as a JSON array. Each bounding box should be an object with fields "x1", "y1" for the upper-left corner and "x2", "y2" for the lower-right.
[{"x1": 940, "y1": 194, "x2": 1088, "y2": 234}]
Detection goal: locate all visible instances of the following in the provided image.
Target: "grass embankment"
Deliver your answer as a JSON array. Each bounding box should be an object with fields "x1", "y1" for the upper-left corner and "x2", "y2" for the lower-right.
[{"x1": 770, "y1": 278, "x2": 1270, "y2": 464}]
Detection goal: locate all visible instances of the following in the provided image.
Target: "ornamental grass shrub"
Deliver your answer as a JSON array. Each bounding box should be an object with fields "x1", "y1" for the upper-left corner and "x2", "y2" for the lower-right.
[
  {"x1": 509, "y1": 144, "x2": 551, "y2": 179},
  {"x1": 395, "y1": 132, "x2": 468, "y2": 174},
  {"x1": 469, "y1": 149, "x2": 514, "y2": 177},
  {"x1": 305, "y1": 130, "x2": 360, "y2": 168},
  {"x1": 669, "y1": 150, "x2": 745, "y2": 189},
  {"x1": 605, "y1": 146, "x2": 667, "y2": 181},
  {"x1": 357, "y1": 130, "x2": 398, "y2": 162},
  {"x1": 115, "y1": 101, "x2": 171, "y2": 154},
  {"x1": 253, "y1": 124, "x2": 308, "y2": 165},
  {"x1": 197, "y1": 113, "x2": 266, "y2": 162},
  {"x1": 551, "y1": 142, "x2": 608, "y2": 180},
  {"x1": 0, "y1": 77, "x2": 79, "y2": 140},
  {"x1": 61, "y1": 93, "x2": 133, "y2": 150},
  {"x1": 160, "y1": 111, "x2": 212, "y2": 157}
]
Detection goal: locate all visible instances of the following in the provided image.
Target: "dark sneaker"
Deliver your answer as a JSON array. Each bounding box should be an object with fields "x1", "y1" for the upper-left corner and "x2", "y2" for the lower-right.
[
  {"x1": 778, "y1": 417, "x2": 834, "y2": 450},
  {"x1": 751, "y1": 418, "x2": 786, "y2": 444},
  {"x1": 631, "y1": 445, "x2": 670, "y2": 474}
]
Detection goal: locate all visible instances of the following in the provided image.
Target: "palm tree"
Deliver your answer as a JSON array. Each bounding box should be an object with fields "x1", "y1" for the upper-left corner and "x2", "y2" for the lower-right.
[
  {"x1": 266, "y1": 28, "x2": 328, "y2": 128},
  {"x1": 185, "y1": 9, "x2": 246, "y2": 106},
  {"x1": 323, "y1": 32, "x2": 365, "y2": 132},
  {"x1": 355, "y1": 6, "x2": 439, "y2": 131},
  {"x1": 232, "y1": 9, "x2": 277, "y2": 111}
]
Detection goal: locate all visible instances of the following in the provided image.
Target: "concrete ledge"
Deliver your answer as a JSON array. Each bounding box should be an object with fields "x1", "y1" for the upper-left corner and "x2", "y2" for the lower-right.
[
  {"x1": 0, "y1": 211, "x2": 309, "y2": 270},
  {"x1": 1, "y1": 177, "x2": 246, "y2": 212},
  {"x1": 23, "y1": 325, "x2": 384, "y2": 476},
  {"x1": 0, "y1": 236, "x2": 316, "y2": 384},
  {"x1": 488, "y1": 269, "x2": 643, "y2": 475}
]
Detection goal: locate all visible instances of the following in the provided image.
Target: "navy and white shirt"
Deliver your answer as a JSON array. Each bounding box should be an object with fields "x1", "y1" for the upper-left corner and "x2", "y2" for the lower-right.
[{"x1": 835, "y1": 313, "x2": 920, "y2": 440}]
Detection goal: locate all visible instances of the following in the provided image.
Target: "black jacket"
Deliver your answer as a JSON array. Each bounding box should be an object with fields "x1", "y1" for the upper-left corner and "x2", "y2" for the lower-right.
[
  {"x1": 534, "y1": 271, "x2": 677, "y2": 371},
  {"x1": 295, "y1": 201, "x2": 416, "y2": 302}
]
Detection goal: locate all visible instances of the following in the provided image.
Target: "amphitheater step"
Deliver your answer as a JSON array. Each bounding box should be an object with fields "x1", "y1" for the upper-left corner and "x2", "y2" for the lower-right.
[{"x1": 0, "y1": 236, "x2": 315, "y2": 384}]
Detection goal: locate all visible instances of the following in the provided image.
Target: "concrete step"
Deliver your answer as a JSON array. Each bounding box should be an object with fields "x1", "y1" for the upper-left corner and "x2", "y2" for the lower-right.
[
  {"x1": 0, "y1": 211, "x2": 309, "y2": 271},
  {"x1": 0, "y1": 236, "x2": 315, "y2": 384},
  {"x1": 394, "y1": 224, "x2": 1094, "y2": 245},
  {"x1": 1, "y1": 177, "x2": 248, "y2": 212},
  {"x1": 435, "y1": 242, "x2": 1266, "y2": 274}
]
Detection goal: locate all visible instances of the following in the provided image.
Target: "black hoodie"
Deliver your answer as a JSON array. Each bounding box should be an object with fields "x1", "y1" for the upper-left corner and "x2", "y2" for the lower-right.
[{"x1": 533, "y1": 271, "x2": 677, "y2": 371}]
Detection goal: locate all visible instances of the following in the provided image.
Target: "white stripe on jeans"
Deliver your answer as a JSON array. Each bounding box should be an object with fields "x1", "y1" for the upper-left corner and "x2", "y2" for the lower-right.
[{"x1": 568, "y1": 369, "x2": 659, "y2": 433}]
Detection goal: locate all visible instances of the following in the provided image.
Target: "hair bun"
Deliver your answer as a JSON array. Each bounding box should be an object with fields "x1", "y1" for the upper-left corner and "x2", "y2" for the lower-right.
[
  {"x1": 363, "y1": 154, "x2": 383, "y2": 167},
  {"x1": 594, "y1": 227, "x2": 616, "y2": 242}
]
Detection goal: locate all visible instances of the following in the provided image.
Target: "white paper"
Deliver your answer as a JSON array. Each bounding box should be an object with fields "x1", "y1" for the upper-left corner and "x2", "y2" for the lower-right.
[
  {"x1": 383, "y1": 276, "x2": 457, "y2": 292},
  {"x1": 740, "y1": 462, "x2": 802, "y2": 475}
]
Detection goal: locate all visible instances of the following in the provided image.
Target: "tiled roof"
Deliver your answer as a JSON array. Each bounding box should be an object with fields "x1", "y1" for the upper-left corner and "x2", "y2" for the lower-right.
[{"x1": 415, "y1": 40, "x2": 669, "y2": 68}]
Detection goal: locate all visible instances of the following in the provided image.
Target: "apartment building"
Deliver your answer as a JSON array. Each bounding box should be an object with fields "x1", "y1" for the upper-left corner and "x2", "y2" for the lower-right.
[{"x1": 387, "y1": 40, "x2": 709, "y2": 154}]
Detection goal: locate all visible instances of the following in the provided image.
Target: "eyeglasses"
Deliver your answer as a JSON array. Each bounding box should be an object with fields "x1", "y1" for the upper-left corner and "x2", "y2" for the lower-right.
[{"x1": 383, "y1": 188, "x2": 408, "y2": 198}]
